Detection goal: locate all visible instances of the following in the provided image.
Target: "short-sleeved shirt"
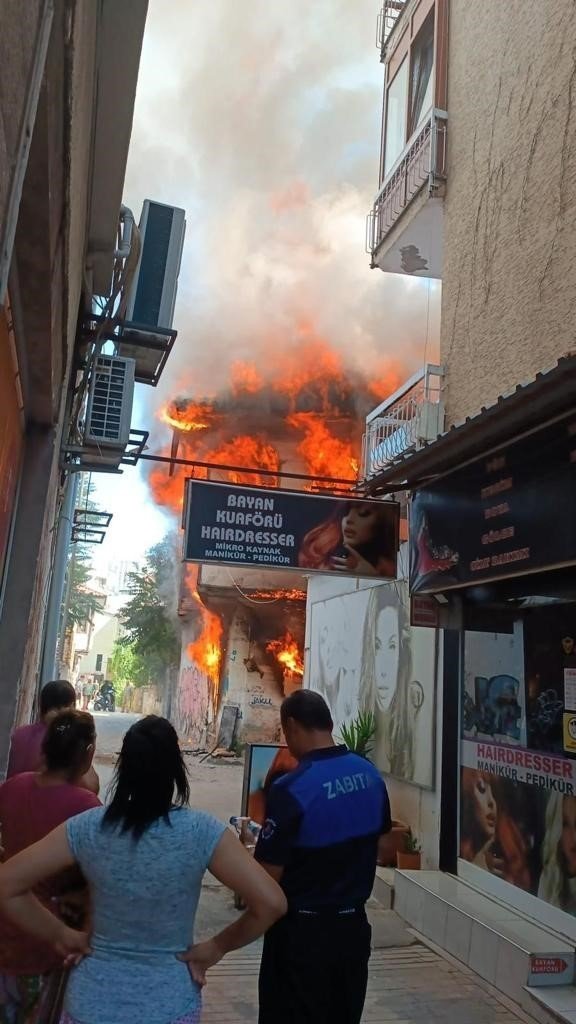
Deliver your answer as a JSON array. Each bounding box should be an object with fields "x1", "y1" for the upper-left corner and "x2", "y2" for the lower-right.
[
  {"x1": 0, "y1": 773, "x2": 101, "y2": 974},
  {"x1": 255, "y1": 745, "x2": 391, "y2": 911},
  {"x1": 65, "y1": 806, "x2": 226, "y2": 1024},
  {"x1": 6, "y1": 722, "x2": 47, "y2": 777}
]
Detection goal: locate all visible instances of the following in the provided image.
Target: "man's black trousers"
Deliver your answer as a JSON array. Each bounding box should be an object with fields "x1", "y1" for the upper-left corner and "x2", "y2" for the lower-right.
[{"x1": 258, "y1": 908, "x2": 372, "y2": 1024}]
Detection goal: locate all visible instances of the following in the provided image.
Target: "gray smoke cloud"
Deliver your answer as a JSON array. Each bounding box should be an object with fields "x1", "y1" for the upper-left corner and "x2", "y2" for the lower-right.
[{"x1": 123, "y1": 0, "x2": 440, "y2": 409}]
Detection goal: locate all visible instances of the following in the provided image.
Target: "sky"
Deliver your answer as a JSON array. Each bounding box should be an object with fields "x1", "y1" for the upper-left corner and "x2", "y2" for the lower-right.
[{"x1": 91, "y1": 0, "x2": 440, "y2": 575}]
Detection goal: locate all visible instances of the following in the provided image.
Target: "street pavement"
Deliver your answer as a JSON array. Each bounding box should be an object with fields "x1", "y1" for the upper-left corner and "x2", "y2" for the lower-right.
[{"x1": 92, "y1": 715, "x2": 537, "y2": 1024}]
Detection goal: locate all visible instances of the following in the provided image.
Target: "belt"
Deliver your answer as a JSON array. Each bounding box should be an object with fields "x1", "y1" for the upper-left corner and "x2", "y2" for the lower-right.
[{"x1": 289, "y1": 904, "x2": 364, "y2": 918}]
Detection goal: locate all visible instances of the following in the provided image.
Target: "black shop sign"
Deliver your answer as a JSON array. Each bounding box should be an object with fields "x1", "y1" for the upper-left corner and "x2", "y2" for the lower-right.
[
  {"x1": 184, "y1": 480, "x2": 399, "y2": 580},
  {"x1": 410, "y1": 414, "x2": 576, "y2": 593}
]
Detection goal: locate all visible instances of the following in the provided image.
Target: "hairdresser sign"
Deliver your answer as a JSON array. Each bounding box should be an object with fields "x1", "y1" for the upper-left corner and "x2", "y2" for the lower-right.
[{"x1": 184, "y1": 480, "x2": 398, "y2": 579}]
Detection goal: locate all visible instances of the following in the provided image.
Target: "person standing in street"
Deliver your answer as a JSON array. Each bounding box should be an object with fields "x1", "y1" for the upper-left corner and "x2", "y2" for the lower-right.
[
  {"x1": 7, "y1": 681, "x2": 100, "y2": 796},
  {"x1": 255, "y1": 689, "x2": 391, "y2": 1024},
  {"x1": 0, "y1": 716, "x2": 286, "y2": 1024},
  {"x1": 0, "y1": 710, "x2": 101, "y2": 1023}
]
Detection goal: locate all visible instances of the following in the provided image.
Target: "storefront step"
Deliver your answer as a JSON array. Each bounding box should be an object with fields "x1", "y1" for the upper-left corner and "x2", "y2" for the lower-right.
[
  {"x1": 373, "y1": 866, "x2": 395, "y2": 909},
  {"x1": 393, "y1": 870, "x2": 575, "y2": 1014},
  {"x1": 526, "y1": 986, "x2": 576, "y2": 1024}
]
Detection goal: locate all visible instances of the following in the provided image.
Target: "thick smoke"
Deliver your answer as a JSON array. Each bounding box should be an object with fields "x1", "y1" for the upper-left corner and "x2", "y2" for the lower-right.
[{"x1": 123, "y1": 0, "x2": 440, "y2": 409}]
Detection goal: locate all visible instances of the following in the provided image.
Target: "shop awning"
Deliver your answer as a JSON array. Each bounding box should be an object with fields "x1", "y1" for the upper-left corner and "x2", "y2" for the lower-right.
[{"x1": 365, "y1": 353, "x2": 576, "y2": 494}]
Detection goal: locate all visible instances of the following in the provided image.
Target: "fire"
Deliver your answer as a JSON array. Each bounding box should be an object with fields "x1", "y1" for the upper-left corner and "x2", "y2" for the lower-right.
[
  {"x1": 250, "y1": 588, "x2": 306, "y2": 602},
  {"x1": 204, "y1": 436, "x2": 280, "y2": 487},
  {"x1": 267, "y1": 632, "x2": 304, "y2": 677},
  {"x1": 149, "y1": 461, "x2": 188, "y2": 511},
  {"x1": 159, "y1": 399, "x2": 214, "y2": 433},
  {"x1": 183, "y1": 567, "x2": 223, "y2": 697},
  {"x1": 231, "y1": 361, "x2": 263, "y2": 394},
  {"x1": 287, "y1": 412, "x2": 358, "y2": 486}
]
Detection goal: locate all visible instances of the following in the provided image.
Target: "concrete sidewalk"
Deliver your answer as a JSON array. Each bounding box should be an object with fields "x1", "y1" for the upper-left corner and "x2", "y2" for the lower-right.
[
  {"x1": 201, "y1": 940, "x2": 539, "y2": 1023},
  {"x1": 197, "y1": 892, "x2": 539, "y2": 1024}
]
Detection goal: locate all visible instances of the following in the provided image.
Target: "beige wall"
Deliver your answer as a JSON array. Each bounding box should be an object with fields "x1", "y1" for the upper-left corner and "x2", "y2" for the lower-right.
[{"x1": 441, "y1": 0, "x2": 576, "y2": 425}]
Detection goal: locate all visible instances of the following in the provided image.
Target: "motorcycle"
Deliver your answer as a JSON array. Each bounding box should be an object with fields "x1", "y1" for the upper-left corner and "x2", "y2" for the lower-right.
[{"x1": 94, "y1": 690, "x2": 115, "y2": 712}]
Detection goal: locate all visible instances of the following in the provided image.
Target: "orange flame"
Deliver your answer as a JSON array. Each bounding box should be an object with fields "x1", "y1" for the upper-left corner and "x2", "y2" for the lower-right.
[
  {"x1": 231, "y1": 361, "x2": 263, "y2": 394},
  {"x1": 250, "y1": 588, "x2": 306, "y2": 602},
  {"x1": 287, "y1": 412, "x2": 358, "y2": 486},
  {"x1": 267, "y1": 632, "x2": 304, "y2": 677},
  {"x1": 203, "y1": 436, "x2": 280, "y2": 487},
  {"x1": 183, "y1": 567, "x2": 223, "y2": 696},
  {"x1": 159, "y1": 400, "x2": 214, "y2": 433}
]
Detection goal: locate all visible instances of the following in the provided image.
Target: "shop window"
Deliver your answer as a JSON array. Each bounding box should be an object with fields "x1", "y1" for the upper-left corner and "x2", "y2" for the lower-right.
[
  {"x1": 460, "y1": 605, "x2": 576, "y2": 923},
  {"x1": 383, "y1": 58, "x2": 409, "y2": 176},
  {"x1": 408, "y1": 11, "x2": 434, "y2": 137}
]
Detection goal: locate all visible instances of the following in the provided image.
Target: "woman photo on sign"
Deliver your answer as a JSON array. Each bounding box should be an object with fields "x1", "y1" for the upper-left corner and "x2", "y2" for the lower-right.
[
  {"x1": 460, "y1": 768, "x2": 531, "y2": 889},
  {"x1": 538, "y1": 793, "x2": 576, "y2": 914},
  {"x1": 298, "y1": 500, "x2": 395, "y2": 577}
]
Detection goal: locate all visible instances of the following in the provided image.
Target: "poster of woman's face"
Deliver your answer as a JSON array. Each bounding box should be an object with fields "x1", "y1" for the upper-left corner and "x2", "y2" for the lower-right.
[{"x1": 309, "y1": 580, "x2": 437, "y2": 788}]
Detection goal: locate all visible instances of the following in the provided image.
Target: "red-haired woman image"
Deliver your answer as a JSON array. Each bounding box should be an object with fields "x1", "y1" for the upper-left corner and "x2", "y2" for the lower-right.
[
  {"x1": 460, "y1": 768, "x2": 531, "y2": 889},
  {"x1": 298, "y1": 501, "x2": 396, "y2": 577}
]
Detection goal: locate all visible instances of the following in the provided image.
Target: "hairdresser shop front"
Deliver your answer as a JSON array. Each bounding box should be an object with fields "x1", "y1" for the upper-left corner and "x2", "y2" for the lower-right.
[
  {"x1": 408, "y1": 389, "x2": 576, "y2": 945},
  {"x1": 366, "y1": 357, "x2": 576, "y2": 966}
]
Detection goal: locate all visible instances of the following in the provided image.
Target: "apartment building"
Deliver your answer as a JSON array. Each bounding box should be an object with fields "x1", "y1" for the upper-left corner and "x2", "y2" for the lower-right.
[
  {"x1": 358, "y1": 0, "x2": 576, "y2": 1015},
  {"x1": 0, "y1": 0, "x2": 148, "y2": 772}
]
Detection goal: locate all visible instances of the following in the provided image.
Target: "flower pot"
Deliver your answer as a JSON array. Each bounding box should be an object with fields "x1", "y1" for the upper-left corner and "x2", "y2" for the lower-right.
[
  {"x1": 377, "y1": 820, "x2": 410, "y2": 867},
  {"x1": 396, "y1": 851, "x2": 421, "y2": 870}
]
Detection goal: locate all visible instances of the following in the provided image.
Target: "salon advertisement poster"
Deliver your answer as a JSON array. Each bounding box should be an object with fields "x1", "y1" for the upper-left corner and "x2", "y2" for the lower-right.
[
  {"x1": 184, "y1": 480, "x2": 399, "y2": 579},
  {"x1": 461, "y1": 620, "x2": 576, "y2": 920}
]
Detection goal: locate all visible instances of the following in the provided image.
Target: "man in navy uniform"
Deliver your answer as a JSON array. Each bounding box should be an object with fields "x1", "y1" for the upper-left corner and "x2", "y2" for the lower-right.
[{"x1": 255, "y1": 689, "x2": 391, "y2": 1023}]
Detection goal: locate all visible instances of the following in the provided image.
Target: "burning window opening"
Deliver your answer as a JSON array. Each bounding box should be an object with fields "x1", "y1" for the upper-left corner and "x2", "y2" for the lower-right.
[{"x1": 266, "y1": 632, "x2": 305, "y2": 678}]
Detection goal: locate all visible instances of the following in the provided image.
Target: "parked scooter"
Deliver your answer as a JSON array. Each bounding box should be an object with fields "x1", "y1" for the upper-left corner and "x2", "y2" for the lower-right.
[{"x1": 94, "y1": 685, "x2": 115, "y2": 712}]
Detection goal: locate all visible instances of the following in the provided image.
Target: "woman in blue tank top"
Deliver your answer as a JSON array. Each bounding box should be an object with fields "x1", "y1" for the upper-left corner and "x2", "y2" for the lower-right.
[{"x1": 0, "y1": 716, "x2": 286, "y2": 1024}]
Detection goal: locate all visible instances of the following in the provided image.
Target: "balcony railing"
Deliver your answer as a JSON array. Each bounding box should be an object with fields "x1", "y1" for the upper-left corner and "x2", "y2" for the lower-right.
[
  {"x1": 376, "y1": 1, "x2": 408, "y2": 57},
  {"x1": 361, "y1": 364, "x2": 444, "y2": 481},
  {"x1": 366, "y1": 110, "x2": 447, "y2": 260}
]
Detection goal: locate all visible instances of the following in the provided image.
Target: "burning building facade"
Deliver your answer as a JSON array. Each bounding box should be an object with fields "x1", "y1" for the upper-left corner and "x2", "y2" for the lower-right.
[{"x1": 149, "y1": 333, "x2": 389, "y2": 747}]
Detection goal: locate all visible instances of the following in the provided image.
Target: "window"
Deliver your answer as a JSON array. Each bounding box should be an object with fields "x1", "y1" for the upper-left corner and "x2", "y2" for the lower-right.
[
  {"x1": 384, "y1": 58, "x2": 409, "y2": 176},
  {"x1": 408, "y1": 12, "x2": 434, "y2": 137},
  {"x1": 95, "y1": 654, "x2": 103, "y2": 672}
]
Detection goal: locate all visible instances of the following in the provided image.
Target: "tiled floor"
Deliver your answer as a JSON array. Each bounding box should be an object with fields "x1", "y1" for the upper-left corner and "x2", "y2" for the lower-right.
[{"x1": 202, "y1": 944, "x2": 539, "y2": 1023}]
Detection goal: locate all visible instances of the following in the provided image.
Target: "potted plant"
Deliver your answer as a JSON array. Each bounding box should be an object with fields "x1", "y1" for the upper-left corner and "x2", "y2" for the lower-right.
[
  {"x1": 396, "y1": 831, "x2": 421, "y2": 870},
  {"x1": 377, "y1": 820, "x2": 411, "y2": 867},
  {"x1": 339, "y1": 711, "x2": 376, "y2": 759}
]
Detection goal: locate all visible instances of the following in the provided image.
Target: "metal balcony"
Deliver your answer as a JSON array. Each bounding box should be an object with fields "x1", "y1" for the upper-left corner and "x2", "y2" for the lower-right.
[
  {"x1": 361, "y1": 365, "x2": 444, "y2": 481},
  {"x1": 376, "y1": 1, "x2": 409, "y2": 59},
  {"x1": 367, "y1": 110, "x2": 447, "y2": 266}
]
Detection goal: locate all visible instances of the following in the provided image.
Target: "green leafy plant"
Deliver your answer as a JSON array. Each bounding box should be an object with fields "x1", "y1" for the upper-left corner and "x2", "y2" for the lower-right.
[
  {"x1": 339, "y1": 711, "x2": 376, "y2": 759},
  {"x1": 404, "y1": 831, "x2": 421, "y2": 853}
]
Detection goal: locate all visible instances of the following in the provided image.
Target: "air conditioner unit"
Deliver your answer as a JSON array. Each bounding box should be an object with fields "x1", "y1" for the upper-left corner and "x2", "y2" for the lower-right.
[
  {"x1": 416, "y1": 400, "x2": 445, "y2": 445},
  {"x1": 84, "y1": 356, "x2": 135, "y2": 462},
  {"x1": 125, "y1": 200, "x2": 186, "y2": 331}
]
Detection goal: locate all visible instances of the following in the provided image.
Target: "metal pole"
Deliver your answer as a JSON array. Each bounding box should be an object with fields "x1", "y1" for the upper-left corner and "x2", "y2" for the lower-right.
[{"x1": 40, "y1": 473, "x2": 79, "y2": 684}]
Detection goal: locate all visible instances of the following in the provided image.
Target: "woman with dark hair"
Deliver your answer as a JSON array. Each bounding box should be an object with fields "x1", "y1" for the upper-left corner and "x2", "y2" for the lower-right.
[
  {"x1": 298, "y1": 500, "x2": 396, "y2": 577},
  {"x1": 0, "y1": 710, "x2": 100, "y2": 1023},
  {"x1": 0, "y1": 716, "x2": 286, "y2": 1024},
  {"x1": 7, "y1": 680, "x2": 99, "y2": 795}
]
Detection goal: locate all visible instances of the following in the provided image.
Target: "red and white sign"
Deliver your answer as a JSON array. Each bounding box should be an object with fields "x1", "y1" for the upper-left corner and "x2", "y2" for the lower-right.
[
  {"x1": 528, "y1": 955, "x2": 574, "y2": 987},
  {"x1": 461, "y1": 738, "x2": 576, "y2": 794},
  {"x1": 410, "y1": 595, "x2": 439, "y2": 628}
]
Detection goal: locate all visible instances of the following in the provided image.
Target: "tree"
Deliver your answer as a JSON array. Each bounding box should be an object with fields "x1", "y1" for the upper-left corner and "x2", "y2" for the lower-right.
[
  {"x1": 119, "y1": 536, "x2": 180, "y2": 684},
  {"x1": 65, "y1": 550, "x2": 102, "y2": 628},
  {"x1": 108, "y1": 641, "x2": 147, "y2": 697}
]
